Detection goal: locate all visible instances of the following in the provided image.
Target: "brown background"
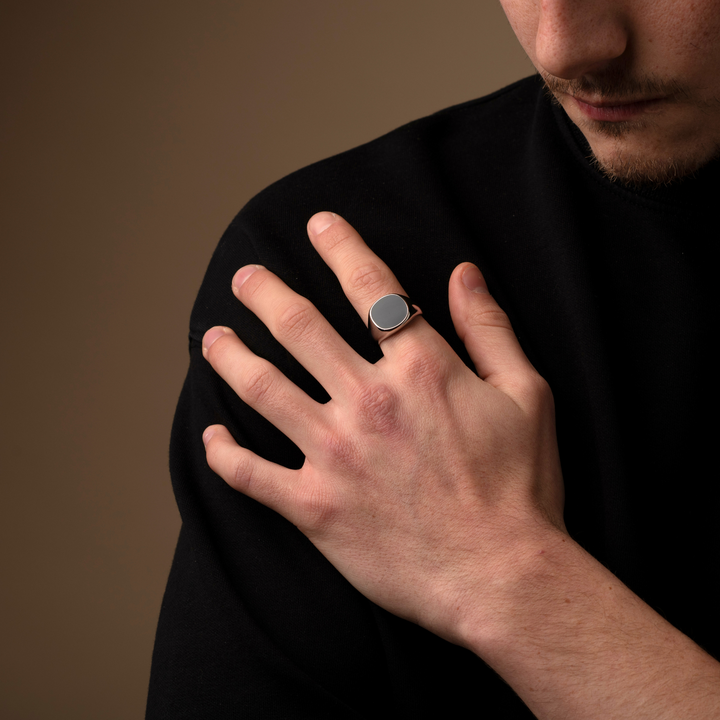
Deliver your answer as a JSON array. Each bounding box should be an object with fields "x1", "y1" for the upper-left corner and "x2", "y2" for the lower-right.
[{"x1": 1, "y1": 2, "x2": 532, "y2": 717}]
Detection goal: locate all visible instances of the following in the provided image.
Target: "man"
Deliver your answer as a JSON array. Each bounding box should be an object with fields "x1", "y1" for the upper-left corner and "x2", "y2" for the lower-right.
[{"x1": 147, "y1": 2, "x2": 720, "y2": 718}]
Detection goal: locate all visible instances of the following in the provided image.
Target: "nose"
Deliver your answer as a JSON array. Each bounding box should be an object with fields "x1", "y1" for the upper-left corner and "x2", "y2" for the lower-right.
[{"x1": 535, "y1": 1, "x2": 629, "y2": 79}]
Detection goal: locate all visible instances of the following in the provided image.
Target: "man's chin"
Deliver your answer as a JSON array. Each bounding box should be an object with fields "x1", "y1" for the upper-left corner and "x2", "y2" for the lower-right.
[
  {"x1": 566, "y1": 109, "x2": 719, "y2": 189},
  {"x1": 590, "y1": 148, "x2": 700, "y2": 189},
  {"x1": 542, "y1": 77, "x2": 720, "y2": 189},
  {"x1": 587, "y1": 136, "x2": 718, "y2": 190}
]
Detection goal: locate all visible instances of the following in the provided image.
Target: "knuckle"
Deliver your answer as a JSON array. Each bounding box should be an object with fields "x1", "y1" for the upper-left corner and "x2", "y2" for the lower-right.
[
  {"x1": 348, "y1": 261, "x2": 387, "y2": 298},
  {"x1": 317, "y1": 224, "x2": 353, "y2": 253},
  {"x1": 353, "y1": 382, "x2": 400, "y2": 434},
  {"x1": 472, "y1": 302, "x2": 513, "y2": 331},
  {"x1": 396, "y1": 342, "x2": 449, "y2": 391},
  {"x1": 241, "y1": 361, "x2": 277, "y2": 405},
  {"x1": 205, "y1": 436, "x2": 252, "y2": 492},
  {"x1": 317, "y1": 425, "x2": 359, "y2": 466},
  {"x1": 406, "y1": 353, "x2": 446, "y2": 389},
  {"x1": 517, "y1": 371, "x2": 555, "y2": 415},
  {"x1": 534, "y1": 376, "x2": 556, "y2": 414},
  {"x1": 276, "y1": 300, "x2": 316, "y2": 343},
  {"x1": 293, "y1": 483, "x2": 341, "y2": 530},
  {"x1": 526, "y1": 372, "x2": 553, "y2": 402},
  {"x1": 230, "y1": 451, "x2": 255, "y2": 491}
]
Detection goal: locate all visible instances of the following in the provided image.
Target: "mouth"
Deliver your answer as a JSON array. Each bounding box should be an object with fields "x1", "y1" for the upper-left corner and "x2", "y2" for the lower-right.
[{"x1": 570, "y1": 94, "x2": 666, "y2": 122}]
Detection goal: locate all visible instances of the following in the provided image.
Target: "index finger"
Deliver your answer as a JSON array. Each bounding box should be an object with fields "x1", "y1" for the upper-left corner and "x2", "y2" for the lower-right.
[{"x1": 306, "y1": 212, "x2": 433, "y2": 349}]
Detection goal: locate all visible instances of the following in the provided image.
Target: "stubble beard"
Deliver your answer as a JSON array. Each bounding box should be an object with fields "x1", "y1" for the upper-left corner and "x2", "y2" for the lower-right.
[{"x1": 541, "y1": 72, "x2": 720, "y2": 189}]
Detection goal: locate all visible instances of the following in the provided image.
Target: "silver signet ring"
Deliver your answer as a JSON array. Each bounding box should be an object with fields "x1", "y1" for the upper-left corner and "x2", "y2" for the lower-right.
[{"x1": 368, "y1": 294, "x2": 422, "y2": 344}]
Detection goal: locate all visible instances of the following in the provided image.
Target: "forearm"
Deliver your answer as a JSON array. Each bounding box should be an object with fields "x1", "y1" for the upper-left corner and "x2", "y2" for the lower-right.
[{"x1": 461, "y1": 528, "x2": 720, "y2": 720}]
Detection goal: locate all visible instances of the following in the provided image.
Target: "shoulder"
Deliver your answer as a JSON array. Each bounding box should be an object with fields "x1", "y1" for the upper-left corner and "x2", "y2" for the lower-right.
[
  {"x1": 226, "y1": 75, "x2": 544, "y2": 262},
  {"x1": 190, "y1": 76, "x2": 545, "y2": 343},
  {"x1": 242, "y1": 75, "x2": 542, "y2": 221}
]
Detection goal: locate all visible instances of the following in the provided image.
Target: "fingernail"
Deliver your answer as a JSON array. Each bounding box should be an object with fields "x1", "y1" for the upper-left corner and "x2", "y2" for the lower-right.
[
  {"x1": 203, "y1": 326, "x2": 229, "y2": 353},
  {"x1": 308, "y1": 211, "x2": 338, "y2": 236},
  {"x1": 232, "y1": 264, "x2": 263, "y2": 291},
  {"x1": 202, "y1": 428, "x2": 216, "y2": 446},
  {"x1": 462, "y1": 264, "x2": 488, "y2": 293}
]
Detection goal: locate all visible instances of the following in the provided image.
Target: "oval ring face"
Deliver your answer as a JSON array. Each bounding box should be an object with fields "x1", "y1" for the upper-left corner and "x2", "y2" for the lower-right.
[
  {"x1": 369, "y1": 294, "x2": 410, "y2": 331},
  {"x1": 368, "y1": 294, "x2": 422, "y2": 345}
]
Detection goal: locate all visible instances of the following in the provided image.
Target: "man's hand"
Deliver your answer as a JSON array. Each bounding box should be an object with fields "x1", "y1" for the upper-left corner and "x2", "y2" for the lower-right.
[
  {"x1": 201, "y1": 211, "x2": 565, "y2": 641},
  {"x1": 201, "y1": 212, "x2": 720, "y2": 720}
]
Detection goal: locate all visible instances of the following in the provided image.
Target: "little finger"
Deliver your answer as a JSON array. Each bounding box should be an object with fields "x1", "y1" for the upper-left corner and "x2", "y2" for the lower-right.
[{"x1": 203, "y1": 424, "x2": 302, "y2": 520}]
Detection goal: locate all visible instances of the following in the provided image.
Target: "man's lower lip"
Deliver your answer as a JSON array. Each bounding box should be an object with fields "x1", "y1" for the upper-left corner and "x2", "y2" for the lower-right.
[{"x1": 572, "y1": 96, "x2": 663, "y2": 121}]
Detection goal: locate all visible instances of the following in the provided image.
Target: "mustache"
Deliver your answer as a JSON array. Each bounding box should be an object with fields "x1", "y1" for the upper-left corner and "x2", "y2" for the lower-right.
[{"x1": 540, "y1": 70, "x2": 688, "y2": 103}]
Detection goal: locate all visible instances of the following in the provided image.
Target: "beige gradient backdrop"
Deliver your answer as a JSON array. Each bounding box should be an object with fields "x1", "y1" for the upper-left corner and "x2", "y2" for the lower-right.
[{"x1": 1, "y1": 2, "x2": 532, "y2": 717}]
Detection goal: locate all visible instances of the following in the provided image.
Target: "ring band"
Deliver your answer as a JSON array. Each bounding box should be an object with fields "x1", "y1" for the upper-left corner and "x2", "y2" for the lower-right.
[{"x1": 368, "y1": 294, "x2": 422, "y2": 344}]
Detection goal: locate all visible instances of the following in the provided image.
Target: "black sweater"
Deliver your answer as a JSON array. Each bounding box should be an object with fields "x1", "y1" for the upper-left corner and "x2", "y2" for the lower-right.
[{"x1": 147, "y1": 75, "x2": 719, "y2": 719}]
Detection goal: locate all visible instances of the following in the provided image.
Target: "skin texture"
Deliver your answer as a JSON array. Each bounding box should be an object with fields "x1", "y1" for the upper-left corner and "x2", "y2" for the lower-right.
[
  {"x1": 499, "y1": 0, "x2": 720, "y2": 185},
  {"x1": 203, "y1": 215, "x2": 566, "y2": 641},
  {"x1": 200, "y1": 2, "x2": 720, "y2": 716}
]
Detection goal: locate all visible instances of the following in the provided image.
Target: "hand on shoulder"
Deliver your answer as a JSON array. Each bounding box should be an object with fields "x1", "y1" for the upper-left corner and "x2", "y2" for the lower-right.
[{"x1": 201, "y1": 211, "x2": 566, "y2": 645}]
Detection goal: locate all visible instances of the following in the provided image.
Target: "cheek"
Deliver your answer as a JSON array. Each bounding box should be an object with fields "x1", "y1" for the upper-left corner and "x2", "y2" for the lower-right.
[
  {"x1": 645, "y1": 0, "x2": 720, "y2": 81},
  {"x1": 685, "y1": 3, "x2": 720, "y2": 76}
]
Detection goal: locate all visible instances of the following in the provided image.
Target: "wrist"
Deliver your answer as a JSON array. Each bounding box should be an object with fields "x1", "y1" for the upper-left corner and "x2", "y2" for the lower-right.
[
  {"x1": 446, "y1": 527, "x2": 720, "y2": 720},
  {"x1": 450, "y1": 524, "x2": 583, "y2": 655}
]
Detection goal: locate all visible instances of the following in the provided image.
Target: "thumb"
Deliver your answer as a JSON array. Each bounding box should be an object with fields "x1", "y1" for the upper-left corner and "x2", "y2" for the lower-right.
[{"x1": 448, "y1": 263, "x2": 536, "y2": 393}]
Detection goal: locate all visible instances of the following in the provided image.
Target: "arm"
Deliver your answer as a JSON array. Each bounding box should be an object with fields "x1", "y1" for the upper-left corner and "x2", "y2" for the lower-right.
[
  {"x1": 202, "y1": 212, "x2": 720, "y2": 720},
  {"x1": 460, "y1": 525, "x2": 720, "y2": 719}
]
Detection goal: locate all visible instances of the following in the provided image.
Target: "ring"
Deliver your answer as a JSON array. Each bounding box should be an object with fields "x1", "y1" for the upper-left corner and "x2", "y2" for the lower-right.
[{"x1": 368, "y1": 294, "x2": 422, "y2": 344}]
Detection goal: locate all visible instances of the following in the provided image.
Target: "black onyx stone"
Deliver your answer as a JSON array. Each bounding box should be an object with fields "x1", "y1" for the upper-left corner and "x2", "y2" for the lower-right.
[{"x1": 370, "y1": 294, "x2": 409, "y2": 330}]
